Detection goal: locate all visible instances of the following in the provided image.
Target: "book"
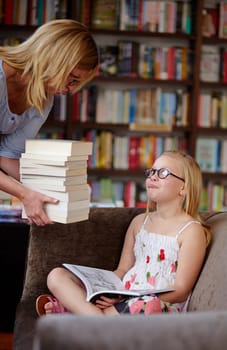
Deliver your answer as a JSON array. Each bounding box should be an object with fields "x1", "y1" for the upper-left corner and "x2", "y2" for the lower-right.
[
  {"x1": 22, "y1": 207, "x2": 90, "y2": 224},
  {"x1": 19, "y1": 165, "x2": 87, "y2": 177},
  {"x1": 21, "y1": 174, "x2": 87, "y2": 186},
  {"x1": 99, "y1": 45, "x2": 119, "y2": 76},
  {"x1": 219, "y1": 2, "x2": 227, "y2": 38},
  {"x1": 200, "y1": 45, "x2": 220, "y2": 82},
  {"x1": 91, "y1": 0, "x2": 119, "y2": 29},
  {"x1": 21, "y1": 184, "x2": 90, "y2": 202},
  {"x1": 21, "y1": 153, "x2": 88, "y2": 163},
  {"x1": 20, "y1": 157, "x2": 87, "y2": 168},
  {"x1": 22, "y1": 182, "x2": 88, "y2": 192},
  {"x1": 120, "y1": 0, "x2": 139, "y2": 31},
  {"x1": 49, "y1": 210, "x2": 89, "y2": 224},
  {"x1": 196, "y1": 138, "x2": 220, "y2": 172},
  {"x1": 62, "y1": 264, "x2": 174, "y2": 303},
  {"x1": 24, "y1": 139, "x2": 93, "y2": 156},
  {"x1": 42, "y1": 199, "x2": 90, "y2": 211},
  {"x1": 202, "y1": 8, "x2": 218, "y2": 37}
]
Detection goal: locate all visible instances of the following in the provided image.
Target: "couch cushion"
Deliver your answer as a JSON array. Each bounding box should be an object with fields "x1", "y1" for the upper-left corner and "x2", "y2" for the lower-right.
[
  {"x1": 188, "y1": 212, "x2": 227, "y2": 311},
  {"x1": 33, "y1": 312, "x2": 227, "y2": 350}
]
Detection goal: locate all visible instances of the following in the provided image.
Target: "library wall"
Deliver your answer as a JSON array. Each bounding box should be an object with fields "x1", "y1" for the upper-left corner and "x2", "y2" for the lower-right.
[{"x1": 1, "y1": 0, "x2": 227, "y2": 210}]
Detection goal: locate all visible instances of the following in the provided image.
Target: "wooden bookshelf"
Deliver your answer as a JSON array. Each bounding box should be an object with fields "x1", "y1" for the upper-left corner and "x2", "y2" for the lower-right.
[{"x1": 1, "y1": 0, "x2": 227, "y2": 210}]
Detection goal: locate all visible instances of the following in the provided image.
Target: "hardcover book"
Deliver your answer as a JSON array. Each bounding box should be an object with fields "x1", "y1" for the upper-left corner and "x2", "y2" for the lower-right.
[{"x1": 91, "y1": 0, "x2": 119, "y2": 29}]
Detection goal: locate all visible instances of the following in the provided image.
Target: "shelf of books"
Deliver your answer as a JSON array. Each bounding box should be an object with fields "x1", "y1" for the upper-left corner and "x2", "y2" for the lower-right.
[
  {"x1": 2, "y1": 0, "x2": 227, "y2": 212},
  {"x1": 68, "y1": 0, "x2": 194, "y2": 208}
]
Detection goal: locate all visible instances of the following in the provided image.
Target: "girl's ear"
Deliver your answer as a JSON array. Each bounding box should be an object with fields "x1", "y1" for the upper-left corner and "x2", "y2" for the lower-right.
[{"x1": 179, "y1": 186, "x2": 186, "y2": 197}]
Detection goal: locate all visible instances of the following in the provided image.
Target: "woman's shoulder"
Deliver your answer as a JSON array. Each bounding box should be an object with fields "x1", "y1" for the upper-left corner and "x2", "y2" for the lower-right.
[{"x1": 1, "y1": 61, "x2": 16, "y2": 78}]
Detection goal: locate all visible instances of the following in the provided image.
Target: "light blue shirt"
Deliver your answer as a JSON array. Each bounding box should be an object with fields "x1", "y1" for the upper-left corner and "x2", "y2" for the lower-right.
[{"x1": 0, "y1": 59, "x2": 54, "y2": 159}]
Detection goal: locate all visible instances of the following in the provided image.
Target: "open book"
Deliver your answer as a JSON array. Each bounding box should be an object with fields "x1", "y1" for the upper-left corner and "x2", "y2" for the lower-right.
[{"x1": 63, "y1": 263, "x2": 174, "y2": 303}]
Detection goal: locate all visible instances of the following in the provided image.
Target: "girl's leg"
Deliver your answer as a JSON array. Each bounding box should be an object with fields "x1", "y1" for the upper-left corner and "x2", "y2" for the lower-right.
[{"x1": 46, "y1": 267, "x2": 118, "y2": 316}]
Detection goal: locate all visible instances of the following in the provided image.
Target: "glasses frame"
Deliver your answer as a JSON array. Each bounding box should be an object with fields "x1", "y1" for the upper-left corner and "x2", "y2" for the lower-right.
[{"x1": 144, "y1": 167, "x2": 185, "y2": 182}]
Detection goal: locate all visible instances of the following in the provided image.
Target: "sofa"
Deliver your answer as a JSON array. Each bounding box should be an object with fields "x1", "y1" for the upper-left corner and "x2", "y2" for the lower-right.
[{"x1": 13, "y1": 208, "x2": 227, "y2": 350}]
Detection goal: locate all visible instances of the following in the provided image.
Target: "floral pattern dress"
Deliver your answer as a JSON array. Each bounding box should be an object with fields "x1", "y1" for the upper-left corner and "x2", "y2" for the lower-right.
[{"x1": 117, "y1": 216, "x2": 200, "y2": 315}]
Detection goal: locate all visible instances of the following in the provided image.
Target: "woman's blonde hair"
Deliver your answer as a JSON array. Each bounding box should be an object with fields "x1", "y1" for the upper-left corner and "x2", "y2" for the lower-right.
[
  {"x1": 0, "y1": 19, "x2": 98, "y2": 114},
  {"x1": 147, "y1": 150, "x2": 211, "y2": 245}
]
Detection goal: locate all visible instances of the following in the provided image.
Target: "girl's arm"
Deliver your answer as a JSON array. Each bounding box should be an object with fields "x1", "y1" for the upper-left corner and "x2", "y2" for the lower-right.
[{"x1": 160, "y1": 223, "x2": 207, "y2": 304}]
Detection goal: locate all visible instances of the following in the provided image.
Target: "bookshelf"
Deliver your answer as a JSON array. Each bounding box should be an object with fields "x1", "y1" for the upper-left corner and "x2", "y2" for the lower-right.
[
  {"x1": 70, "y1": 0, "x2": 200, "y2": 208},
  {"x1": 1, "y1": 0, "x2": 227, "y2": 210}
]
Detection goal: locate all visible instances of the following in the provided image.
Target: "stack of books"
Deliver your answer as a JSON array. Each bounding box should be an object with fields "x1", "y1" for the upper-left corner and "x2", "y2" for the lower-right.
[{"x1": 20, "y1": 139, "x2": 93, "y2": 224}]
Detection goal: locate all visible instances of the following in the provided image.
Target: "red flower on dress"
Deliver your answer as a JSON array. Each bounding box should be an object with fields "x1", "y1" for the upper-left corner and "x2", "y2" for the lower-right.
[
  {"x1": 147, "y1": 275, "x2": 156, "y2": 286},
  {"x1": 124, "y1": 281, "x2": 131, "y2": 290},
  {"x1": 144, "y1": 298, "x2": 162, "y2": 314},
  {"x1": 171, "y1": 261, "x2": 177, "y2": 272},
  {"x1": 146, "y1": 255, "x2": 150, "y2": 264},
  {"x1": 157, "y1": 249, "x2": 165, "y2": 261},
  {"x1": 131, "y1": 273, "x2": 137, "y2": 283},
  {"x1": 129, "y1": 300, "x2": 144, "y2": 314}
]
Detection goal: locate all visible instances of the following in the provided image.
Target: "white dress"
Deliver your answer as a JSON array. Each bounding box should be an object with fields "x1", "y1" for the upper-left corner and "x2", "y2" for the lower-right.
[{"x1": 117, "y1": 215, "x2": 200, "y2": 314}]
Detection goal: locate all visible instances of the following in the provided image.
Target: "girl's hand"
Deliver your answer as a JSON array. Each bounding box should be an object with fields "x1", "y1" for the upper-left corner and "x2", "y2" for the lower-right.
[{"x1": 95, "y1": 295, "x2": 122, "y2": 309}]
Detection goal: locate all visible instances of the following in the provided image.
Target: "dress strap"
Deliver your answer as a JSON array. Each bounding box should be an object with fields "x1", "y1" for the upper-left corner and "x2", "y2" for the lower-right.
[
  {"x1": 142, "y1": 214, "x2": 149, "y2": 228},
  {"x1": 175, "y1": 220, "x2": 201, "y2": 240}
]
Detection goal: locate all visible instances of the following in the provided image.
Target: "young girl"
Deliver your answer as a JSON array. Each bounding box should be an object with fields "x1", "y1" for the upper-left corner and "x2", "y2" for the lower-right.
[
  {"x1": 0, "y1": 19, "x2": 98, "y2": 226},
  {"x1": 36, "y1": 150, "x2": 211, "y2": 315}
]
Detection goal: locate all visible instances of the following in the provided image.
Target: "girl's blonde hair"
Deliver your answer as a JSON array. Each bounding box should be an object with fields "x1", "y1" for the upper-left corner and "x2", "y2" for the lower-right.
[
  {"x1": 0, "y1": 19, "x2": 98, "y2": 114},
  {"x1": 147, "y1": 150, "x2": 211, "y2": 245}
]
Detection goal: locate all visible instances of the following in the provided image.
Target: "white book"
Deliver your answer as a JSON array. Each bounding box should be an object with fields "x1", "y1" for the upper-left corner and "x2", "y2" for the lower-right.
[
  {"x1": 20, "y1": 158, "x2": 88, "y2": 168},
  {"x1": 43, "y1": 199, "x2": 90, "y2": 212},
  {"x1": 21, "y1": 174, "x2": 87, "y2": 186},
  {"x1": 20, "y1": 166, "x2": 87, "y2": 177},
  {"x1": 21, "y1": 153, "x2": 89, "y2": 163},
  {"x1": 49, "y1": 210, "x2": 89, "y2": 224},
  {"x1": 63, "y1": 264, "x2": 174, "y2": 303},
  {"x1": 25, "y1": 139, "x2": 93, "y2": 156},
  {"x1": 23, "y1": 182, "x2": 88, "y2": 192},
  {"x1": 23, "y1": 184, "x2": 90, "y2": 201},
  {"x1": 22, "y1": 207, "x2": 90, "y2": 224}
]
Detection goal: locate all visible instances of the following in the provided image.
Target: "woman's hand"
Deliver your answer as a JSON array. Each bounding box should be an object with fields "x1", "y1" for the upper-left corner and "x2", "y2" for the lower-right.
[
  {"x1": 0, "y1": 159, "x2": 58, "y2": 226},
  {"x1": 21, "y1": 187, "x2": 59, "y2": 226},
  {"x1": 95, "y1": 295, "x2": 122, "y2": 309}
]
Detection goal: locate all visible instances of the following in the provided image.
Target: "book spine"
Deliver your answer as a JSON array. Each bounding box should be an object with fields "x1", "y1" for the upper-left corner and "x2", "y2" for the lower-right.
[{"x1": 4, "y1": 0, "x2": 14, "y2": 24}]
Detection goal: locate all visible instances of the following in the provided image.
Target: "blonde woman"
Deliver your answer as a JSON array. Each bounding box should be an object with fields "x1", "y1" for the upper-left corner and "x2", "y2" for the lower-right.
[{"x1": 0, "y1": 19, "x2": 98, "y2": 226}]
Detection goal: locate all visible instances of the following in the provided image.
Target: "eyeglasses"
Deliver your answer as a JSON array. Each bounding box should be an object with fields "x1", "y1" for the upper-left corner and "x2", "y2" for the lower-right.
[
  {"x1": 67, "y1": 79, "x2": 79, "y2": 87},
  {"x1": 144, "y1": 167, "x2": 185, "y2": 182}
]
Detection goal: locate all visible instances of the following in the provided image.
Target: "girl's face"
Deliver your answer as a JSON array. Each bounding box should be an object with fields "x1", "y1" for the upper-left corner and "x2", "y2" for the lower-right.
[
  {"x1": 47, "y1": 67, "x2": 90, "y2": 95},
  {"x1": 145, "y1": 155, "x2": 185, "y2": 204}
]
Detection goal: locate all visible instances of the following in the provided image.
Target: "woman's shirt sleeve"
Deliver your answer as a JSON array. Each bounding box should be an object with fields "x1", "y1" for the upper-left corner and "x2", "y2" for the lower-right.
[{"x1": 0, "y1": 100, "x2": 54, "y2": 159}]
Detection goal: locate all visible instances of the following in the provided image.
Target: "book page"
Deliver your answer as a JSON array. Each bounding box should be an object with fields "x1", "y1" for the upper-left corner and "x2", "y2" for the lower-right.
[{"x1": 63, "y1": 264, "x2": 124, "y2": 300}]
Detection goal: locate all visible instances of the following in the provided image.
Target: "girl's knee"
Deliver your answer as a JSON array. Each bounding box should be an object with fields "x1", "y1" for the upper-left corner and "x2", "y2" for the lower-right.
[{"x1": 47, "y1": 267, "x2": 66, "y2": 289}]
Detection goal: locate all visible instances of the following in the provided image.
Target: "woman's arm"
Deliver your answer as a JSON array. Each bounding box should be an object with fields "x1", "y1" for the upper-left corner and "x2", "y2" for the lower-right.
[
  {"x1": 0, "y1": 156, "x2": 20, "y2": 180},
  {"x1": 0, "y1": 158, "x2": 59, "y2": 226}
]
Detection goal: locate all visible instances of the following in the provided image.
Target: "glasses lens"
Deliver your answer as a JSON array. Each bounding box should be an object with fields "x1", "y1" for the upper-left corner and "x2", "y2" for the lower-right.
[
  {"x1": 158, "y1": 168, "x2": 169, "y2": 179},
  {"x1": 144, "y1": 169, "x2": 150, "y2": 177},
  {"x1": 144, "y1": 168, "x2": 155, "y2": 177}
]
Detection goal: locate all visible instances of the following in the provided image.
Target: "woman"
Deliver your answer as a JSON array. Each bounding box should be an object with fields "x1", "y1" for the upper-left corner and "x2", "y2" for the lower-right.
[{"x1": 0, "y1": 19, "x2": 98, "y2": 226}]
